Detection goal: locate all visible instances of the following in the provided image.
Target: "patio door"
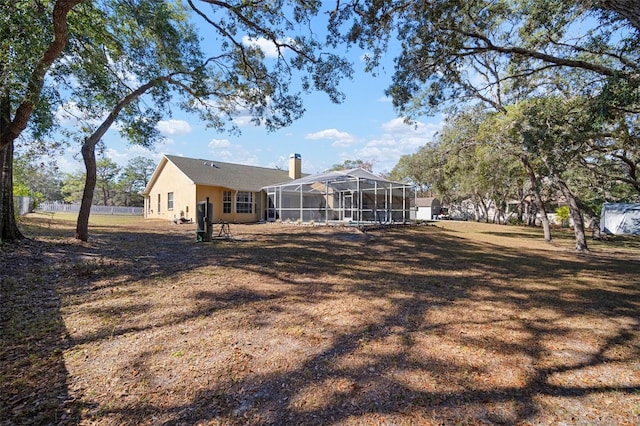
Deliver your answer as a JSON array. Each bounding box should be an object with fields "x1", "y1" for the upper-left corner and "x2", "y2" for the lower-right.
[
  {"x1": 342, "y1": 193, "x2": 353, "y2": 221},
  {"x1": 266, "y1": 190, "x2": 277, "y2": 221}
]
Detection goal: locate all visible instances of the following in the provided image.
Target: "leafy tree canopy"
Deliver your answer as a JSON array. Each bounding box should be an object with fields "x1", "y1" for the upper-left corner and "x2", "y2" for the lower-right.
[
  {"x1": 332, "y1": 0, "x2": 639, "y2": 119},
  {"x1": 326, "y1": 159, "x2": 374, "y2": 172},
  {"x1": 2, "y1": 0, "x2": 355, "y2": 241}
]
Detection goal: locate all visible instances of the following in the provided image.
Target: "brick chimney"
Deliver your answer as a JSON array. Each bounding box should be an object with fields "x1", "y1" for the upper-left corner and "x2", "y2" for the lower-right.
[{"x1": 289, "y1": 153, "x2": 301, "y2": 179}]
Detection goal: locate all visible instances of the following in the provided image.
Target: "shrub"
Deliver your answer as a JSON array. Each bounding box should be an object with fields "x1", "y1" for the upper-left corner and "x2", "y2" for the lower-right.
[{"x1": 556, "y1": 206, "x2": 570, "y2": 227}]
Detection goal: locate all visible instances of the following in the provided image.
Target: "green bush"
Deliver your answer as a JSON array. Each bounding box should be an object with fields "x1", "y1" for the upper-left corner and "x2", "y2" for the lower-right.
[
  {"x1": 507, "y1": 216, "x2": 523, "y2": 226},
  {"x1": 556, "y1": 206, "x2": 570, "y2": 227}
]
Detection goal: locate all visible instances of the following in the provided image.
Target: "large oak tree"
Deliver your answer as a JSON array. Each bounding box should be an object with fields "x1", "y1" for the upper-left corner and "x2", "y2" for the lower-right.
[
  {"x1": 1, "y1": 0, "x2": 87, "y2": 241},
  {"x1": 66, "y1": 0, "x2": 351, "y2": 241},
  {"x1": 1, "y1": 0, "x2": 353, "y2": 242},
  {"x1": 336, "y1": 0, "x2": 638, "y2": 251}
]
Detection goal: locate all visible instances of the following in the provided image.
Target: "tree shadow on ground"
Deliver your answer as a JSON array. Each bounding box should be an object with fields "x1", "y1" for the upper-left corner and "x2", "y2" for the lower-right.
[
  {"x1": 3, "y1": 220, "x2": 640, "y2": 425},
  {"x1": 155, "y1": 227, "x2": 639, "y2": 424},
  {"x1": 0, "y1": 240, "x2": 84, "y2": 425}
]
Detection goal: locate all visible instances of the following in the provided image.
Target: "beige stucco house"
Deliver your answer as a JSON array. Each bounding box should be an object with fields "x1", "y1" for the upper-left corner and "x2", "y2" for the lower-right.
[{"x1": 143, "y1": 154, "x2": 302, "y2": 223}]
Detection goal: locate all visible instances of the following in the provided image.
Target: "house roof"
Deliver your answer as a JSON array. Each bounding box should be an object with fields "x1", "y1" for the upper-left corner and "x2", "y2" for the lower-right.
[
  {"x1": 144, "y1": 155, "x2": 295, "y2": 194},
  {"x1": 264, "y1": 167, "x2": 408, "y2": 188}
]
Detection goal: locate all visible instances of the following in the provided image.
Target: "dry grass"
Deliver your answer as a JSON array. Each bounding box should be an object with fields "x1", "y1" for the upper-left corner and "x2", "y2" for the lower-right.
[{"x1": 1, "y1": 215, "x2": 639, "y2": 425}]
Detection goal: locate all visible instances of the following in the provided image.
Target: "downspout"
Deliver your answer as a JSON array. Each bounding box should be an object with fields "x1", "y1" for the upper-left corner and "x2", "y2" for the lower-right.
[
  {"x1": 299, "y1": 184, "x2": 303, "y2": 222},
  {"x1": 233, "y1": 190, "x2": 237, "y2": 223},
  {"x1": 384, "y1": 184, "x2": 393, "y2": 223},
  {"x1": 374, "y1": 180, "x2": 378, "y2": 223},
  {"x1": 387, "y1": 183, "x2": 391, "y2": 223},
  {"x1": 278, "y1": 187, "x2": 282, "y2": 221},
  {"x1": 403, "y1": 185, "x2": 407, "y2": 223},
  {"x1": 257, "y1": 190, "x2": 263, "y2": 222},
  {"x1": 325, "y1": 181, "x2": 329, "y2": 224},
  {"x1": 357, "y1": 177, "x2": 361, "y2": 225}
]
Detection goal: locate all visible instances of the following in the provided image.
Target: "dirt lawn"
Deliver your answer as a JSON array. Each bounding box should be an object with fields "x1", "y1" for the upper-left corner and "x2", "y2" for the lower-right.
[{"x1": 1, "y1": 215, "x2": 639, "y2": 425}]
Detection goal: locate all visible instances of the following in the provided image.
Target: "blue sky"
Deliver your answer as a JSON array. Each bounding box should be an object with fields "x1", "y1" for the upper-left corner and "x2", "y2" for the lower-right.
[{"x1": 54, "y1": 9, "x2": 444, "y2": 177}]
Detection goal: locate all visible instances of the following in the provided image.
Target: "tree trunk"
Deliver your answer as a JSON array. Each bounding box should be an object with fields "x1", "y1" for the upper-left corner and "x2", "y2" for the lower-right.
[
  {"x1": 574, "y1": 197, "x2": 602, "y2": 240},
  {"x1": 473, "y1": 203, "x2": 481, "y2": 221},
  {"x1": 101, "y1": 185, "x2": 109, "y2": 206},
  {"x1": 477, "y1": 196, "x2": 490, "y2": 223},
  {"x1": 521, "y1": 155, "x2": 552, "y2": 241},
  {"x1": 0, "y1": 141, "x2": 24, "y2": 242},
  {"x1": 73, "y1": 78, "x2": 160, "y2": 241},
  {"x1": 527, "y1": 202, "x2": 537, "y2": 226},
  {"x1": 75, "y1": 141, "x2": 96, "y2": 241},
  {"x1": 0, "y1": 91, "x2": 23, "y2": 242},
  {"x1": 600, "y1": 0, "x2": 640, "y2": 31},
  {"x1": 0, "y1": 1, "x2": 84, "y2": 241},
  {"x1": 592, "y1": 223, "x2": 603, "y2": 240},
  {"x1": 517, "y1": 188, "x2": 525, "y2": 223},
  {"x1": 554, "y1": 174, "x2": 589, "y2": 252}
]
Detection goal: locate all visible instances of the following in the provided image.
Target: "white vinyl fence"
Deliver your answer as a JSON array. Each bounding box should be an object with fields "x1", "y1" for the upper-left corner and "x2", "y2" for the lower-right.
[
  {"x1": 14, "y1": 196, "x2": 32, "y2": 216},
  {"x1": 37, "y1": 202, "x2": 143, "y2": 216}
]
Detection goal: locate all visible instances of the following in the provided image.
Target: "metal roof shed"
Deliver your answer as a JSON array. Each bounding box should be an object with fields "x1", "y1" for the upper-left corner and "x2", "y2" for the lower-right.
[
  {"x1": 263, "y1": 168, "x2": 413, "y2": 225},
  {"x1": 600, "y1": 203, "x2": 640, "y2": 235}
]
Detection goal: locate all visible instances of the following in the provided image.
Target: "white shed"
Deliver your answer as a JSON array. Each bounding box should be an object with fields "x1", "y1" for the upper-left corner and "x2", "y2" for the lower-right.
[
  {"x1": 600, "y1": 203, "x2": 640, "y2": 235},
  {"x1": 415, "y1": 197, "x2": 442, "y2": 220}
]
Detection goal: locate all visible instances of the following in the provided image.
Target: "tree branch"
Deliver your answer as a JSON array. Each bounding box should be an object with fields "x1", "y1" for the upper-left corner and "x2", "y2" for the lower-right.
[
  {"x1": 1, "y1": 0, "x2": 89, "y2": 152},
  {"x1": 454, "y1": 27, "x2": 634, "y2": 80},
  {"x1": 193, "y1": 0, "x2": 316, "y2": 62}
]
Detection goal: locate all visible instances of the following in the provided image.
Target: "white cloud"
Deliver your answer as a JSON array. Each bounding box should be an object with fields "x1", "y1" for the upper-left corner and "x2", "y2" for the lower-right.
[
  {"x1": 205, "y1": 140, "x2": 259, "y2": 166},
  {"x1": 217, "y1": 100, "x2": 256, "y2": 128},
  {"x1": 360, "y1": 52, "x2": 372, "y2": 62},
  {"x1": 157, "y1": 137, "x2": 175, "y2": 147},
  {"x1": 100, "y1": 145, "x2": 160, "y2": 173},
  {"x1": 242, "y1": 36, "x2": 295, "y2": 59},
  {"x1": 54, "y1": 102, "x2": 82, "y2": 126},
  {"x1": 104, "y1": 147, "x2": 130, "y2": 164},
  {"x1": 56, "y1": 155, "x2": 82, "y2": 174},
  {"x1": 382, "y1": 117, "x2": 422, "y2": 133},
  {"x1": 157, "y1": 119, "x2": 192, "y2": 136},
  {"x1": 215, "y1": 150, "x2": 233, "y2": 161},
  {"x1": 55, "y1": 102, "x2": 106, "y2": 128},
  {"x1": 217, "y1": 148, "x2": 259, "y2": 166},
  {"x1": 208, "y1": 138, "x2": 231, "y2": 149},
  {"x1": 305, "y1": 128, "x2": 358, "y2": 147},
  {"x1": 127, "y1": 145, "x2": 161, "y2": 159},
  {"x1": 303, "y1": 119, "x2": 443, "y2": 174},
  {"x1": 266, "y1": 155, "x2": 289, "y2": 171},
  {"x1": 231, "y1": 108, "x2": 255, "y2": 127},
  {"x1": 107, "y1": 54, "x2": 141, "y2": 88},
  {"x1": 334, "y1": 117, "x2": 443, "y2": 175}
]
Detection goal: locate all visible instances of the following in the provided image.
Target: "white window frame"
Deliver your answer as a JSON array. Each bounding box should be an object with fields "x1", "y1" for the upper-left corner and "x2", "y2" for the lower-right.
[
  {"x1": 167, "y1": 192, "x2": 174, "y2": 210},
  {"x1": 236, "y1": 191, "x2": 253, "y2": 213},
  {"x1": 223, "y1": 191, "x2": 232, "y2": 214}
]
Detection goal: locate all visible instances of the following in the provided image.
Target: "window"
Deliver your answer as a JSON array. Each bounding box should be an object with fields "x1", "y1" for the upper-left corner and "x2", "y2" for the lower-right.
[
  {"x1": 157, "y1": 194, "x2": 161, "y2": 213},
  {"x1": 167, "y1": 192, "x2": 174, "y2": 210},
  {"x1": 236, "y1": 191, "x2": 253, "y2": 213},
  {"x1": 223, "y1": 191, "x2": 232, "y2": 214}
]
